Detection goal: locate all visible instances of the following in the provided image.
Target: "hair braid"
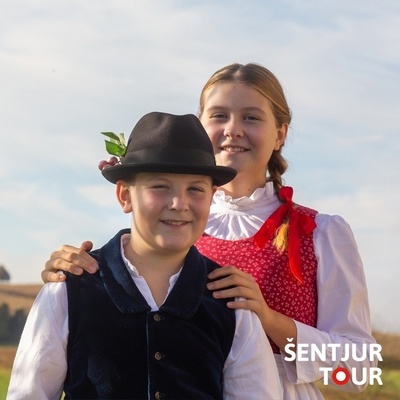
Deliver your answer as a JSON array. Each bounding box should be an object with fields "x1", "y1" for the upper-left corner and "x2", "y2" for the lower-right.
[{"x1": 267, "y1": 149, "x2": 288, "y2": 193}]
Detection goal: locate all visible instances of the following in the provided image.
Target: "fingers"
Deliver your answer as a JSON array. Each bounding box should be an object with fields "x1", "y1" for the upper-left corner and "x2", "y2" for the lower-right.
[
  {"x1": 209, "y1": 282, "x2": 267, "y2": 316},
  {"x1": 41, "y1": 269, "x2": 66, "y2": 283},
  {"x1": 207, "y1": 265, "x2": 255, "y2": 281},
  {"x1": 41, "y1": 241, "x2": 98, "y2": 284},
  {"x1": 207, "y1": 266, "x2": 264, "y2": 313},
  {"x1": 212, "y1": 287, "x2": 264, "y2": 315},
  {"x1": 53, "y1": 243, "x2": 98, "y2": 273},
  {"x1": 80, "y1": 240, "x2": 94, "y2": 252},
  {"x1": 208, "y1": 282, "x2": 257, "y2": 302},
  {"x1": 207, "y1": 267, "x2": 256, "y2": 292}
]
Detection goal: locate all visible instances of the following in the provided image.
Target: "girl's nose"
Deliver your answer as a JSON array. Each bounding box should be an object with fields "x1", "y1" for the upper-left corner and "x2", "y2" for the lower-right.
[{"x1": 223, "y1": 119, "x2": 243, "y2": 138}]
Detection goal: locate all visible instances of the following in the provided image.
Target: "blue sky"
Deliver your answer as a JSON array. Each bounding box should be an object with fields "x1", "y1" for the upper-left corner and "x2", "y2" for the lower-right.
[{"x1": 1, "y1": 0, "x2": 399, "y2": 333}]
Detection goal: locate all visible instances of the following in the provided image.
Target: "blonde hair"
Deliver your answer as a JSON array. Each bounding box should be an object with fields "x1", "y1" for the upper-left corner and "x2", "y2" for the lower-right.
[{"x1": 199, "y1": 63, "x2": 292, "y2": 251}]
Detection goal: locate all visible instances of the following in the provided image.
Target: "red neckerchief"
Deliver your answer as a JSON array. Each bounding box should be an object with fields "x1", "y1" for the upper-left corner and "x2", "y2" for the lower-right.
[{"x1": 253, "y1": 186, "x2": 317, "y2": 283}]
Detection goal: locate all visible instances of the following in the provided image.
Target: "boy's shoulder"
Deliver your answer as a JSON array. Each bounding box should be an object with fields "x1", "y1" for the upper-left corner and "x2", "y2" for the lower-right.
[
  {"x1": 200, "y1": 253, "x2": 223, "y2": 273},
  {"x1": 88, "y1": 228, "x2": 131, "y2": 260},
  {"x1": 188, "y1": 245, "x2": 223, "y2": 273}
]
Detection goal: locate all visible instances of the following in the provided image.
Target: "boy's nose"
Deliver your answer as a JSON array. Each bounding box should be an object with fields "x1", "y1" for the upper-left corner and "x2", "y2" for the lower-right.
[{"x1": 169, "y1": 194, "x2": 189, "y2": 211}]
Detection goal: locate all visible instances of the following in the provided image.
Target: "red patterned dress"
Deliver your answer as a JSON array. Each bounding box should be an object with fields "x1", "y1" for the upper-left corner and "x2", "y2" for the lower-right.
[{"x1": 196, "y1": 191, "x2": 318, "y2": 354}]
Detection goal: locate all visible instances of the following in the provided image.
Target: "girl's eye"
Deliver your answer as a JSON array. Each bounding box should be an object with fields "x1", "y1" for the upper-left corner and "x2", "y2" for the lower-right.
[
  {"x1": 211, "y1": 113, "x2": 227, "y2": 119},
  {"x1": 244, "y1": 115, "x2": 259, "y2": 121}
]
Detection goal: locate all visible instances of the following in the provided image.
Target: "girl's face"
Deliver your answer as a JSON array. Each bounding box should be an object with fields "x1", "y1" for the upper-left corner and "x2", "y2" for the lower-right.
[
  {"x1": 199, "y1": 82, "x2": 287, "y2": 183},
  {"x1": 117, "y1": 173, "x2": 216, "y2": 257}
]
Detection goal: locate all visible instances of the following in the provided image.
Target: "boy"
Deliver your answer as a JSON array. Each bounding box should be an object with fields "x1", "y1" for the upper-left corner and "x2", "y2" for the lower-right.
[{"x1": 7, "y1": 112, "x2": 281, "y2": 399}]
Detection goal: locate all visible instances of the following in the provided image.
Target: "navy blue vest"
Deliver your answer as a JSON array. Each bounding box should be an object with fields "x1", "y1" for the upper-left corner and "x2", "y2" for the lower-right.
[{"x1": 64, "y1": 229, "x2": 235, "y2": 399}]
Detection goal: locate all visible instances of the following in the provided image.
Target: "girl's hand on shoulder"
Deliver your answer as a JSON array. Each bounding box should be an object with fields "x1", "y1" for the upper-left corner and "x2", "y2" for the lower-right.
[
  {"x1": 207, "y1": 266, "x2": 268, "y2": 317},
  {"x1": 41, "y1": 241, "x2": 98, "y2": 283}
]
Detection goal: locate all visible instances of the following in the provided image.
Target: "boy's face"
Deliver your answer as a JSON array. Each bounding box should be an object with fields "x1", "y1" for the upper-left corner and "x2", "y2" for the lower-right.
[{"x1": 117, "y1": 172, "x2": 216, "y2": 257}]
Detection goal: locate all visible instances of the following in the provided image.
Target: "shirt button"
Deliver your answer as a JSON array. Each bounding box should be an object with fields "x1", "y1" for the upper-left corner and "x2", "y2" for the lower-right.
[
  {"x1": 154, "y1": 352, "x2": 164, "y2": 361},
  {"x1": 155, "y1": 391, "x2": 165, "y2": 399}
]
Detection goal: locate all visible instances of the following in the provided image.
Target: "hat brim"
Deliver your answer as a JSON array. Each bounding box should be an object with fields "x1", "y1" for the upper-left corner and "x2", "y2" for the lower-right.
[{"x1": 102, "y1": 163, "x2": 237, "y2": 187}]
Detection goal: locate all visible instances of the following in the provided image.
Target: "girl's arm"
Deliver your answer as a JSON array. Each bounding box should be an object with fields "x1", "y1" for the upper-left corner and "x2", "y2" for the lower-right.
[
  {"x1": 207, "y1": 266, "x2": 297, "y2": 350},
  {"x1": 282, "y1": 214, "x2": 377, "y2": 392}
]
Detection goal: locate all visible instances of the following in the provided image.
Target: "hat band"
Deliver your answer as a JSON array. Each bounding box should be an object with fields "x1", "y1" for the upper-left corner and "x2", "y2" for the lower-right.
[{"x1": 123, "y1": 148, "x2": 217, "y2": 167}]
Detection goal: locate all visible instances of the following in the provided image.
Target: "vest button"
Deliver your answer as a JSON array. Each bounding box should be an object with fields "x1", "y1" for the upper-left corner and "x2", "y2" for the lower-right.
[
  {"x1": 154, "y1": 352, "x2": 164, "y2": 361},
  {"x1": 155, "y1": 391, "x2": 165, "y2": 399},
  {"x1": 153, "y1": 313, "x2": 163, "y2": 322}
]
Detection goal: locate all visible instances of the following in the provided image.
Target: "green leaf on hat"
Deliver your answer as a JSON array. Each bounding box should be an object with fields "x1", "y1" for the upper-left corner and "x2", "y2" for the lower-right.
[
  {"x1": 118, "y1": 133, "x2": 126, "y2": 147},
  {"x1": 101, "y1": 131, "x2": 120, "y2": 142},
  {"x1": 104, "y1": 140, "x2": 126, "y2": 157},
  {"x1": 101, "y1": 132, "x2": 127, "y2": 157}
]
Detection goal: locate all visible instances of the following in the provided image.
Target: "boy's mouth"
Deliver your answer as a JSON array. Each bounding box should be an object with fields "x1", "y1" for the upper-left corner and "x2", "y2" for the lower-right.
[{"x1": 162, "y1": 220, "x2": 189, "y2": 226}]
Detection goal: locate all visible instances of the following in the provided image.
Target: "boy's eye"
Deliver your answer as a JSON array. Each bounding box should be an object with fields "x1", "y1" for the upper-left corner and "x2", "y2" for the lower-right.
[
  {"x1": 189, "y1": 187, "x2": 204, "y2": 193},
  {"x1": 211, "y1": 113, "x2": 227, "y2": 119},
  {"x1": 151, "y1": 185, "x2": 168, "y2": 190}
]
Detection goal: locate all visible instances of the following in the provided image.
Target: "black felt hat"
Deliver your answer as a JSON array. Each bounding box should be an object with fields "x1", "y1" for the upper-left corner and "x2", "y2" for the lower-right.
[{"x1": 102, "y1": 112, "x2": 237, "y2": 186}]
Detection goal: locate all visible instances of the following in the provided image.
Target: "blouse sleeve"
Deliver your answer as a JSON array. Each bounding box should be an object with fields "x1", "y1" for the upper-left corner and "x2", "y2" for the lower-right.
[
  {"x1": 281, "y1": 214, "x2": 378, "y2": 392},
  {"x1": 7, "y1": 282, "x2": 69, "y2": 400},
  {"x1": 223, "y1": 305, "x2": 282, "y2": 400}
]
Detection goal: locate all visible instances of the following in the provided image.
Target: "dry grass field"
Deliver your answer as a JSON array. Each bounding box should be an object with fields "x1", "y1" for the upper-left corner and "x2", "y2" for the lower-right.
[
  {"x1": 1, "y1": 283, "x2": 399, "y2": 399},
  {"x1": 0, "y1": 283, "x2": 43, "y2": 313}
]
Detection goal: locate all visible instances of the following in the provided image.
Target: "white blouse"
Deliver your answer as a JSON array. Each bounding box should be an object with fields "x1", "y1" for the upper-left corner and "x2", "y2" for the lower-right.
[{"x1": 205, "y1": 182, "x2": 377, "y2": 399}]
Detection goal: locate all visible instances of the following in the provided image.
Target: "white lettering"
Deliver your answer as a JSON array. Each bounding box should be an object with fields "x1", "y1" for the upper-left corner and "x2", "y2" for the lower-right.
[
  {"x1": 328, "y1": 343, "x2": 341, "y2": 361},
  {"x1": 310, "y1": 343, "x2": 326, "y2": 362},
  {"x1": 319, "y1": 367, "x2": 384, "y2": 386},
  {"x1": 320, "y1": 367, "x2": 332, "y2": 385},
  {"x1": 283, "y1": 339, "x2": 296, "y2": 362},
  {"x1": 369, "y1": 343, "x2": 383, "y2": 361},
  {"x1": 297, "y1": 344, "x2": 310, "y2": 361},
  {"x1": 351, "y1": 366, "x2": 368, "y2": 385},
  {"x1": 339, "y1": 343, "x2": 349, "y2": 361},
  {"x1": 352, "y1": 343, "x2": 368, "y2": 362},
  {"x1": 369, "y1": 367, "x2": 383, "y2": 385}
]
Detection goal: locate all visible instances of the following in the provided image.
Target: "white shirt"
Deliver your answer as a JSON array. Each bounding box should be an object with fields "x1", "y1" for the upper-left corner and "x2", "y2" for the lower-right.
[
  {"x1": 206, "y1": 183, "x2": 377, "y2": 400},
  {"x1": 7, "y1": 234, "x2": 282, "y2": 400}
]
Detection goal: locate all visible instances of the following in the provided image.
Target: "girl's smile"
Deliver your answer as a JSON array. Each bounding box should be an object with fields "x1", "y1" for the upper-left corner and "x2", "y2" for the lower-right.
[{"x1": 199, "y1": 82, "x2": 287, "y2": 192}]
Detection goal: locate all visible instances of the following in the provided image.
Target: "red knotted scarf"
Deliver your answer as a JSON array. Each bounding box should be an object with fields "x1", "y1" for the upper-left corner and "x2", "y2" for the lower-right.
[{"x1": 253, "y1": 186, "x2": 316, "y2": 283}]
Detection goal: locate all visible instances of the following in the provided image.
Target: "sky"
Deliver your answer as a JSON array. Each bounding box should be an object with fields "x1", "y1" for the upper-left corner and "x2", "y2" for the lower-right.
[{"x1": 0, "y1": 0, "x2": 399, "y2": 334}]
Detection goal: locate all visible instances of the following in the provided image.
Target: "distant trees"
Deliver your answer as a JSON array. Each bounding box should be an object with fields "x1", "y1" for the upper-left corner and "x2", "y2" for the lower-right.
[
  {"x1": 0, "y1": 264, "x2": 11, "y2": 282},
  {"x1": 0, "y1": 303, "x2": 27, "y2": 344},
  {"x1": 0, "y1": 264, "x2": 25, "y2": 343}
]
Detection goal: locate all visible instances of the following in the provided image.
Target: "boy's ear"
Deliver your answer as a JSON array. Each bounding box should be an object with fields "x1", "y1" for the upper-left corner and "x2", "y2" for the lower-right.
[{"x1": 116, "y1": 181, "x2": 133, "y2": 214}]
